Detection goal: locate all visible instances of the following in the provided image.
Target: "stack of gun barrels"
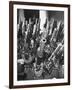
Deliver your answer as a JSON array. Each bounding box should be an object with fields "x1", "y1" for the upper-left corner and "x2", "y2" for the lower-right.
[{"x1": 17, "y1": 17, "x2": 64, "y2": 80}]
